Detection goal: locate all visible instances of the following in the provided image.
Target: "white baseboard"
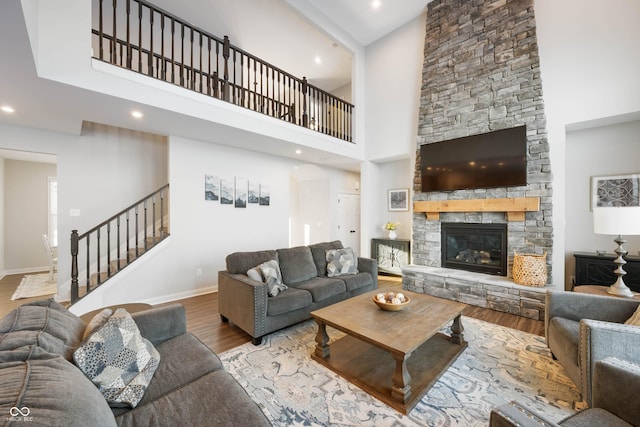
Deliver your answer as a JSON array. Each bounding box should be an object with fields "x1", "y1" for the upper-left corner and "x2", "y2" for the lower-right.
[
  {"x1": 141, "y1": 285, "x2": 218, "y2": 306},
  {"x1": 2, "y1": 266, "x2": 50, "y2": 276}
]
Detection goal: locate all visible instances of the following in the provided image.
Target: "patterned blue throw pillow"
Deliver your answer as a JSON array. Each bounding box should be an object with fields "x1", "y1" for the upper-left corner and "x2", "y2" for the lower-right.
[
  {"x1": 73, "y1": 308, "x2": 160, "y2": 408},
  {"x1": 326, "y1": 247, "x2": 359, "y2": 277}
]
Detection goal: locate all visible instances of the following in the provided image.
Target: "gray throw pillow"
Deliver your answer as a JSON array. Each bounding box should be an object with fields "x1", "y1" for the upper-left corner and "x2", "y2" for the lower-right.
[
  {"x1": 258, "y1": 260, "x2": 288, "y2": 297},
  {"x1": 326, "y1": 247, "x2": 359, "y2": 277},
  {"x1": 73, "y1": 308, "x2": 160, "y2": 408}
]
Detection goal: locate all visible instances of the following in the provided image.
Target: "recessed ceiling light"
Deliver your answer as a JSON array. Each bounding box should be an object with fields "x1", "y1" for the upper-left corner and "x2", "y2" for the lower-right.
[
  {"x1": 314, "y1": 56, "x2": 322, "y2": 65},
  {"x1": 1, "y1": 105, "x2": 15, "y2": 114},
  {"x1": 295, "y1": 149, "x2": 302, "y2": 155},
  {"x1": 372, "y1": 0, "x2": 382, "y2": 10},
  {"x1": 131, "y1": 110, "x2": 143, "y2": 119}
]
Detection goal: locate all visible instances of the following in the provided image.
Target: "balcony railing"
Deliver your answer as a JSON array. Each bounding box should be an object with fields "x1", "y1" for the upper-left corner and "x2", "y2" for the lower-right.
[{"x1": 91, "y1": 0, "x2": 354, "y2": 142}]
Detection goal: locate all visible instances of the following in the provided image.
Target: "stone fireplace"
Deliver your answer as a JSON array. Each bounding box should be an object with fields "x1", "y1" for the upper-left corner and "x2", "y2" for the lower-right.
[
  {"x1": 403, "y1": 0, "x2": 552, "y2": 320},
  {"x1": 442, "y1": 223, "x2": 507, "y2": 276}
]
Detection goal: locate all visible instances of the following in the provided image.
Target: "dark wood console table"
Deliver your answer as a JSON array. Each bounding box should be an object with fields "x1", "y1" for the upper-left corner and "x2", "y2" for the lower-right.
[{"x1": 573, "y1": 252, "x2": 640, "y2": 293}]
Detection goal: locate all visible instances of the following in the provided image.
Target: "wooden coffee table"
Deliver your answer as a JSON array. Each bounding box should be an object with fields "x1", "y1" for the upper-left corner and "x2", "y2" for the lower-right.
[{"x1": 311, "y1": 289, "x2": 467, "y2": 414}]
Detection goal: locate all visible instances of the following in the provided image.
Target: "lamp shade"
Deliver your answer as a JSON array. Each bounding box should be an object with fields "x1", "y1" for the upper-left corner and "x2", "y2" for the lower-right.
[{"x1": 593, "y1": 207, "x2": 640, "y2": 235}]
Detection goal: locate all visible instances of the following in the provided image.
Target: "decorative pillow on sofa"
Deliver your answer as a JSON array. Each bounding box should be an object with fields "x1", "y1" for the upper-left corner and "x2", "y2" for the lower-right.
[
  {"x1": 247, "y1": 267, "x2": 263, "y2": 282},
  {"x1": 73, "y1": 308, "x2": 160, "y2": 408},
  {"x1": 625, "y1": 305, "x2": 640, "y2": 326},
  {"x1": 326, "y1": 247, "x2": 359, "y2": 277},
  {"x1": 258, "y1": 260, "x2": 288, "y2": 297},
  {"x1": 82, "y1": 308, "x2": 113, "y2": 341}
]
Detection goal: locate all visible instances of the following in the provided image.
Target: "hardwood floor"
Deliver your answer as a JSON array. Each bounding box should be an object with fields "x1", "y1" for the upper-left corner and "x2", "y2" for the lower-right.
[
  {"x1": 0, "y1": 274, "x2": 545, "y2": 354},
  {"x1": 155, "y1": 276, "x2": 545, "y2": 353},
  {"x1": 0, "y1": 271, "x2": 56, "y2": 315}
]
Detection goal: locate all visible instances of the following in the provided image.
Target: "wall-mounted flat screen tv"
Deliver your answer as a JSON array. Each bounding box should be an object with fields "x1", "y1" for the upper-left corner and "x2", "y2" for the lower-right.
[{"x1": 420, "y1": 125, "x2": 527, "y2": 192}]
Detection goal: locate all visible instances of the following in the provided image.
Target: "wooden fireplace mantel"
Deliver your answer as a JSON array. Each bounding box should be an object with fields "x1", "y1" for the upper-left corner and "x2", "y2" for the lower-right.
[{"x1": 414, "y1": 197, "x2": 540, "y2": 221}]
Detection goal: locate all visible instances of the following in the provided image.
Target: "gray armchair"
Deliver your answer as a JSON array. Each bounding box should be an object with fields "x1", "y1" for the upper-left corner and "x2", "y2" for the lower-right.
[
  {"x1": 489, "y1": 357, "x2": 640, "y2": 426},
  {"x1": 545, "y1": 290, "x2": 640, "y2": 405}
]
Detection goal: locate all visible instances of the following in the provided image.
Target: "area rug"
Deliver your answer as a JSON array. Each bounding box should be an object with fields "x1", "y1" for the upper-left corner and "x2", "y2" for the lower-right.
[
  {"x1": 220, "y1": 317, "x2": 579, "y2": 426},
  {"x1": 11, "y1": 273, "x2": 57, "y2": 300}
]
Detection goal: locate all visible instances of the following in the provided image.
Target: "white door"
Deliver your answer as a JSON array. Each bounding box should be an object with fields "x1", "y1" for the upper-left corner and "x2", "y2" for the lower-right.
[{"x1": 337, "y1": 193, "x2": 360, "y2": 254}]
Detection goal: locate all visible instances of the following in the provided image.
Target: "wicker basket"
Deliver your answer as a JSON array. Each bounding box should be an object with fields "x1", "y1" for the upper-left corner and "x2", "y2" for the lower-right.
[{"x1": 513, "y1": 252, "x2": 547, "y2": 287}]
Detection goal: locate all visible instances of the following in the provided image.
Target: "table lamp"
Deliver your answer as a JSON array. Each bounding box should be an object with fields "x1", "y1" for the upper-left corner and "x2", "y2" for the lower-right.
[{"x1": 593, "y1": 206, "x2": 640, "y2": 297}]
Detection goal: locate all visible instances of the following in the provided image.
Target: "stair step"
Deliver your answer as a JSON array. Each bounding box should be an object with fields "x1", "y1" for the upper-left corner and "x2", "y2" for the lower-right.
[{"x1": 87, "y1": 236, "x2": 168, "y2": 286}]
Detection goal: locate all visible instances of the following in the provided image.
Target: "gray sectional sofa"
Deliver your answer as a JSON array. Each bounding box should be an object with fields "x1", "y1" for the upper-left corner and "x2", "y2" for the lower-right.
[
  {"x1": 218, "y1": 240, "x2": 378, "y2": 345},
  {"x1": 0, "y1": 299, "x2": 270, "y2": 427}
]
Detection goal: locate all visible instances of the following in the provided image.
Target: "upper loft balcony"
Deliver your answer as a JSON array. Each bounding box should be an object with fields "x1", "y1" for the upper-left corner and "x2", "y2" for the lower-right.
[{"x1": 91, "y1": 0, "x2": 354, "y2": 143}]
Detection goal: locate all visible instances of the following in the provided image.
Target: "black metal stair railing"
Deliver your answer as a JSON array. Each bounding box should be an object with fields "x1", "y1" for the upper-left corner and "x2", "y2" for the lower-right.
[
  {"x1": 70, "y1": 184, "x2": 169, "y2": 304},
  {"x1": 91, "y1": 0, "x2": 354, "y2": 142}
]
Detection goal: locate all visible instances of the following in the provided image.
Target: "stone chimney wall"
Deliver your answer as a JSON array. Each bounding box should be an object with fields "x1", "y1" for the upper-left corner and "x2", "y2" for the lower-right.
[{"x1": 412, "y1": 0, "x2": 553, "y2": 280}]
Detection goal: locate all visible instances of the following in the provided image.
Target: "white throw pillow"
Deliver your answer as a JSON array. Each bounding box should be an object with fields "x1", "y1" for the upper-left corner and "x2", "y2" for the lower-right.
[{"x1": 247, "y1": 267, "x2": 263, "y2": 282}]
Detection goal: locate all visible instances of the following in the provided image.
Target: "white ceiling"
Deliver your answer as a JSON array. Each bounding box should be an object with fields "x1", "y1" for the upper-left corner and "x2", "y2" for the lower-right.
[
  {"x1": 303, "y1": 0, "x2": 429, "y2": 46},
  {"x1": 0, "y1": 0, "x2": 428, "y2": 166}
]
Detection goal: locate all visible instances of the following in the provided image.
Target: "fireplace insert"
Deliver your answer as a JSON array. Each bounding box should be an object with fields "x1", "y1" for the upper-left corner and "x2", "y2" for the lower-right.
[{"x1": 441, "y1": 223, "x2": 507, "y2": 276}]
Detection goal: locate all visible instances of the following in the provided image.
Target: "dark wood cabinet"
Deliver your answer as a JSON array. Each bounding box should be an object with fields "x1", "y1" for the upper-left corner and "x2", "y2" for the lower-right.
[
  {"x1": 573, "y1": 252, "x2": 640, "y2": 293},
  {"x1": 372, "y1": 239, "x2": 410, "y2": 276}
]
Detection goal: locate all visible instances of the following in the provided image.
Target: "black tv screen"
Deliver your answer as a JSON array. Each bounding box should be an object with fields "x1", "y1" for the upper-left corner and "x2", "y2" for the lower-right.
[{"x1": 420, "y1": 126, "x2": 527, "y2": 192}]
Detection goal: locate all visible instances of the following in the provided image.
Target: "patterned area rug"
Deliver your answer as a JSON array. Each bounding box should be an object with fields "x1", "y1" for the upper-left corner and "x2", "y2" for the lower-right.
[
  {"x1": 11, "y1": 273, "x2": 56, "y2": 300},
  {"x1": 220, "y1": 317, "x2": 579, "y2": 426}
]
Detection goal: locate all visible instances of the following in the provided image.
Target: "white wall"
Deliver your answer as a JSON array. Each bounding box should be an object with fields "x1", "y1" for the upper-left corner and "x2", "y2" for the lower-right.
[
  {"x1": 535, "y1": 0, "x2": 640, "y2": 287},
  {"x1": 290, "y1": 163, "x2": 361, "y2": 248},
  {"x1": 0, "y1": 156, "x2": 4, "y2": 276},
  {"x1": 69, "y1": 135, "x2": 293, "y2": 313},
  {"x1": 564, "y1": 120, "x2": 640, "y2": 286},
  {"x1": 371, "y1": 159, "x2": 414, "y2": 242},
  {"x1": 364, "y1": 14, "x2": 425, "y2": 161},
  {"x1": 0, "y1": 123, "x2": 168, "y2": 289},
  {"x1": 4, "y1": 159, "x2": 56, "y2": 272},
  {"x1": 358, "y1": 14, "x2": 425, "y2": 258}
]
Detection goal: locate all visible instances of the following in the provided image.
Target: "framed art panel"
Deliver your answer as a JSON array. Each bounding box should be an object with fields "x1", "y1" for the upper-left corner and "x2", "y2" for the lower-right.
[
  {"x1": 248, "y1": 181, "x2": 260, "y2": 204},
  {"x1": 388, "y1": 188, "x2": 409, "y2": 211},
  {"x1": 204, "y1": 175, "x2": 219, "y2": 201},
  {"x1": 235, "y1": 177, "x2": 248, "y2": 208},
  {"x1": 591, "y1": 173, "x2": 640, "y2": 209},
  {"x1": 259, "y1": 184, "x2": 270, "y2": 206},
  {"x1": 220, "y1": 178, "x2": 234, "y2": 205}
]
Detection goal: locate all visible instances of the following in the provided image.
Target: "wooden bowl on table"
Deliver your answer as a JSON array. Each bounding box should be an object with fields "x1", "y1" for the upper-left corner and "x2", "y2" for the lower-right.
[{"x1": 372, "y1": 293, "x2": 410, "y2": 311}]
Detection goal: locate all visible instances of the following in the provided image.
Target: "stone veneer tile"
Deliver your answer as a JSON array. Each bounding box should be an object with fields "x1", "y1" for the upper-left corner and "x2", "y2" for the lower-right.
[
  {"x1": 412, "y1": 0, "x2": 553, "y2": 312},
  {"x1": 402, "y1": 265, "x2": 548, "y2": 320}
]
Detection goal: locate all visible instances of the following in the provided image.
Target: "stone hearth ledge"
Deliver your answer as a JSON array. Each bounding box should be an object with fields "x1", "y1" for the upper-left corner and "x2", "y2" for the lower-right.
[{"x1": 402, "y1": 265, "x2": 548, "y2": 321}]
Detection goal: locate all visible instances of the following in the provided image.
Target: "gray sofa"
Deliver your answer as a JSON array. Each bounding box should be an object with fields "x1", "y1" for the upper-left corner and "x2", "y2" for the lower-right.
[
  {"x1": 218, "y1": 240, "x2": 378, "y2": 345},
  {"x1": 0, "y1": 299, "x2": 270, "y2": 427},
  {"x1": 545, "y1": 290, "x2": 640, "y2": 405},
  {"x1": 489, "y1": 357, "x2": 640, "y2": 426}
]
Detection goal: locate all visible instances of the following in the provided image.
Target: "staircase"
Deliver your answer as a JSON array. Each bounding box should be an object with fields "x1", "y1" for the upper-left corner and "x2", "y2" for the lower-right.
[{"x1": 70, "y1": 184, "x2": 170, "y2": 305}]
